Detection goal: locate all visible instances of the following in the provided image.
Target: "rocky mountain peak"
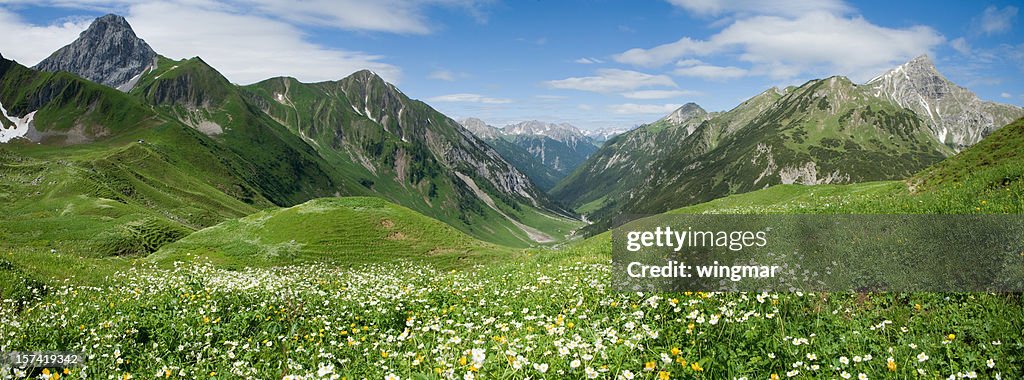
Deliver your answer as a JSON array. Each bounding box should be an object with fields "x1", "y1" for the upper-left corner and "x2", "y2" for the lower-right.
[
  {"x1": 345, "y1": 69, "x2": 387, "y2": 85},
  {"x1": 661, "y1": 102, "x2": 707, "y2": 125},
  {"x1": 866, "y1": 54, "x2": 1024, "y2": 149},
  {"x1": 458, "y1": 118, "x2": 503, "y2": 139},
  {"x1": 502, "y1": 120, "x2": 587, "y2": 142},
  {"x1": 34, "y1": 14, "x2": 156, "y2": 91}
]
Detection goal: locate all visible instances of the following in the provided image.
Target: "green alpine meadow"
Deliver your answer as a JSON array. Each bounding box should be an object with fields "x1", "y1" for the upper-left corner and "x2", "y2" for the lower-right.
[{"x1": 1, "y1": 4, "x2": 1023, "y2": 380}]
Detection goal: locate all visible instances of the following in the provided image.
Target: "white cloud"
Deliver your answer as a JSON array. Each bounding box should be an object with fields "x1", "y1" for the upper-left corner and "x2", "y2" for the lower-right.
[
  {"x1": 0, "y1": 9, "x2": 92, "y2": 65},
  {"x1": 1, "y1": 0, "x2": 490, "y2": 35},
  {"x1": 574, "y1": 57, "x2": 604, "y2": 64},
  {"x1": 615, "y1": 37, "x2": 708, "y2": 67},
  {"x1": 976, "y1": 5, "x2": 1018, "y2": 35},
  {"x1": 673, "y1": 60, "x2": 747, "y2": 79},
  {"x1": 428, "y1": 93, "x2": 512, "y2": 104},
  {"x1": 620, "y1": 90, "x2": 699, "y2": 99},
  {"x1": 544, "y1": 69, "x2": 677, "y2": 93},
  {"x1": 1001, "y1": 92, "x2": 1013, "y2": 99},
  {"x1": 128, "y1": 2, "x2": 401, "y2": 84},
  {"x1": 428, "y1": 70, "x2": 456, "y2": 81},
  {"x1": 951, "y1": 37, "x2": 972, "y2": 56},
  {"x1": 608, "y1": 103, "x2": 683, "y2": 115},
  {"x1": 0, "y1": 2, "x2": 406, "y2": 84},
  {"x1": 667, "y1": 0, "x2": 851, "y2": 17},
  {"x1": 614, "y1": 11, "x2": 943, "y2": 81}
]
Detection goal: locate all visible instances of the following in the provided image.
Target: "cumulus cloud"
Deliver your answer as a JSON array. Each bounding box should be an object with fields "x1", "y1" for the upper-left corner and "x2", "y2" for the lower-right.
[
  {"x1": 428, "y1": 93, "x2": 512, "y2": 104},
  {"x1": 0, "y1": 1, "x2": 415, "y2": 84},
  {"x1": 976, "y1": 5, "x2": 1018, "y2": 35},
  {"x1": 0, "y1": 9, "x2": 92, "y2": 65},
  {"x1": 615, "y1": 5, "x2": 943, "y2": 81},
  {"x1": 673, "y1": 60, "x2": 747, "y2": 80},
  {"x1": 544, "y1": 69, "x2": 677, "y2": 93},
  {"x1": 608, "y1": 103, "x2": 683, "y2": 115},
  {"x1": 2, "y1": 0, "x2": 490, "y2": 34},
  {"x1": 127, "y1": 2, "x2": 401, "y2": 84},
  {"x1": 1001, "y1": 92, "x2": 1013, "y2": 99},
  {"x1": 667, "y1": 0, "x2": 851, "y2": 18},
  {"x1": 620, "y1": 90, "x2": 699, "y2": 99},
  {"x1": 428, "y1": 70, "x2": 457, "y2": 81},
  {"x1": 615, "y1": 37, "x2": 708, "y2": 67}
]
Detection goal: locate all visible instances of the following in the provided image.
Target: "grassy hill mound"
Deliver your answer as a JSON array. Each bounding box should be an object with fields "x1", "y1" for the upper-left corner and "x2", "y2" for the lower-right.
[{"x1": 151, "y1": 197, "x2": 514, "y2": 268}]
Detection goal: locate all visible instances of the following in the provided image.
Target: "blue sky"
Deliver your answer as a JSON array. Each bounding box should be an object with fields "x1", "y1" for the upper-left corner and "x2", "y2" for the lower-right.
[{"x1": 0, "y1": 0, "x2": 1021, "y2": 130}]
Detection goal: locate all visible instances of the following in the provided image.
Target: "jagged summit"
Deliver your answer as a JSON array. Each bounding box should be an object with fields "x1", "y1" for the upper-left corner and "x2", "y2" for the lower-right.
[
  {"x1": 866, "y1": 54, "x2": 1024, "y2": 149},
  {"x1": 346, "y1": 69, "x2": 386, "y2": 83},
  {"x1": 504, "y1": 120, "x2": 582, "y2": 137},
  {"x1": 458, "y1": 118, "x2": 503, "y2": 140},
  {"x1": 34, "y1": 13, "x2": 156, "y2": 91},
  {"x1": 867, "y1": 54, "x2": 941, "y2": 87},
  {"x1": 660, "y1": 102, "x2": 707, "y2": 125}
]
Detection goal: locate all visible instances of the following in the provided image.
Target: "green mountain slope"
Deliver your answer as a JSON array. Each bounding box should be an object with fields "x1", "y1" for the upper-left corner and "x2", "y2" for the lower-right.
[
  {"x1": 574, "y1": 117, "x2": 1024, "y2": 251},
  {"x1": 152, "y1": 197, "x2": 513, "y2": 268},
  {"x1": 0, "y1": 57, "x2": 155, "y2": 143},
  {"x1": 240, "y1": 75, "x2": 577, "y2": 246},
  {"x1": 561, "y1": 77, "x2": 954, "y2": 231},
  {"x1": 911, "y1": 117, "x2": 1024, "y2": 191},
  {"x1": 0, "y1": 56, "x2": 286, "y2": 256},
  {"x1": 129, "y1": 56, "x2": 356, "y2": 206},
  {"x1": 551, "y1": 102, "x2": 717, "y2": 213}
]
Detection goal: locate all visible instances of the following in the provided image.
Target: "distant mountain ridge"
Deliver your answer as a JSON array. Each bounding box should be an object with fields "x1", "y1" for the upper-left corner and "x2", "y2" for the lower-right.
[
  {"x1": 583, "y1": 127, "x2": 633, "y2": 144},
  {"x1": 458, "y1": 118, "x2": 599, "y2": 191},
  {"x1": 554, "y1": 55, "x2": 1021, "y2": 231}
]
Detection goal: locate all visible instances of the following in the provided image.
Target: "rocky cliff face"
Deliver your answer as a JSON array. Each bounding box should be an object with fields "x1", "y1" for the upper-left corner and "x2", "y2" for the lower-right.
[
  {"x1": 34, "y1": 14, "x2": 156, "y2": 91},
  {"x1": 866, "y1": 55, "x2": 1024, "y2": 150}
]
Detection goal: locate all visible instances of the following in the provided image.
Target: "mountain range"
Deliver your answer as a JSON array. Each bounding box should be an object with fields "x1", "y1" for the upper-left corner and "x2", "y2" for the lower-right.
[
  {"x1": 554, "y1": 55, "x2": 1024, "y2": 231},
  {"x1": 458, "y1": 118, "x2": 599, "y2": 191},
  {"x1": 0, "y1": 14, "x2": 574, "y2": 252},
  {"x1": 2, "y1": 13, "x2": 1023, "y2": 251}
]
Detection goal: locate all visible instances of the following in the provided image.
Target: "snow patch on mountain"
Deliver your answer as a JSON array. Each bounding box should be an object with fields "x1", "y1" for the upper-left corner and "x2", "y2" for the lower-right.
[{"x1": 0, "y1": 102, "x2": 35, "y2": 143}]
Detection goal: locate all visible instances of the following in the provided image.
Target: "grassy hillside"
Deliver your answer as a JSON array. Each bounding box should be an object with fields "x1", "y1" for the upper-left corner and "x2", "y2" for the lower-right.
[
  {"x1": 241, "y1": 75, "x2": 580, "y2": 247},
  {"x1": 4, "y1": 161, "x2": 1022, "y2": 378},
  {"x1": 152, "y1": 197, "x2": 515, "y2": 268},
  {"x1": 911, "y1": 117, "x2": 1024, "y2": 191},
  {"x1": 560, "y1": 78, "x2": 955, "y2": 232}
]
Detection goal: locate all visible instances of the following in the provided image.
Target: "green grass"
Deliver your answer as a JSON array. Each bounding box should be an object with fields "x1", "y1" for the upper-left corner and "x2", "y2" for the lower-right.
[
  {"x1": 913, "y1": 117, "x2": 1024, "y2": 190},
  {"x1": 4, "y1": 132, "x2": 1023, "y2": 378},
  {"x1": 151, "y1": 197, "x2": 518, "y2": 269},
  {"x1": 2, "y1": 174, "x2": 1022, "y2": 379}
]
